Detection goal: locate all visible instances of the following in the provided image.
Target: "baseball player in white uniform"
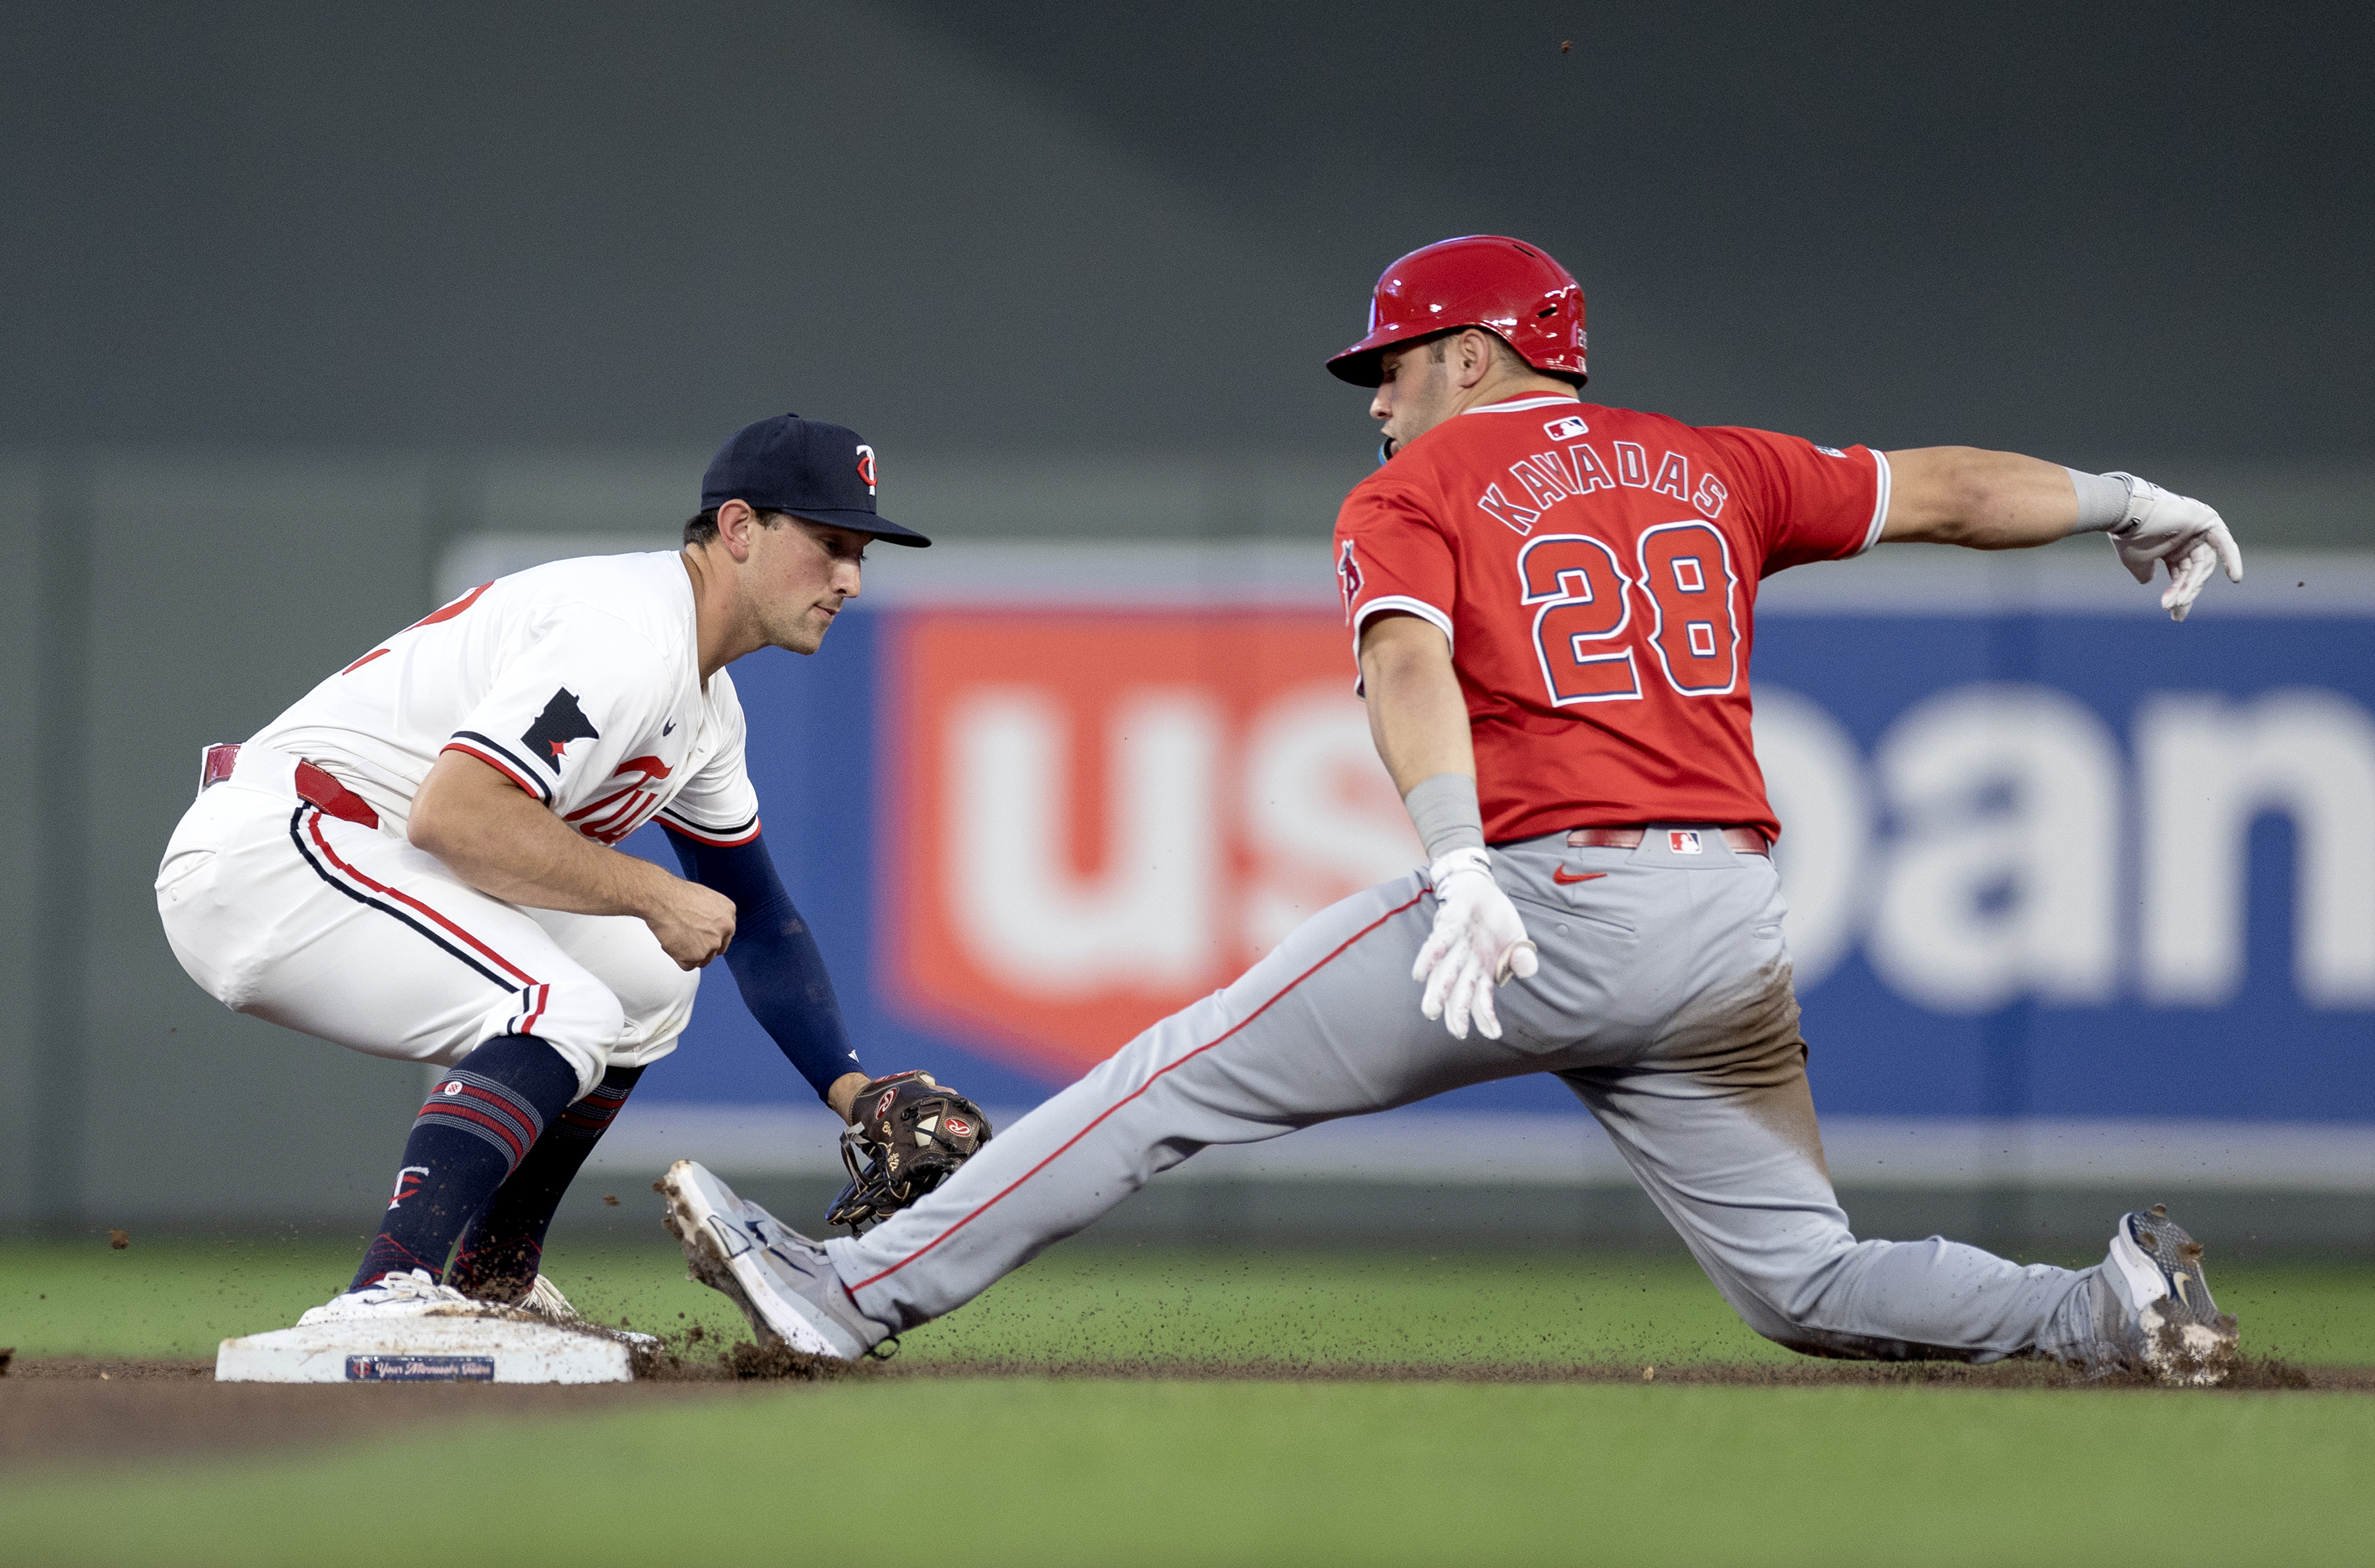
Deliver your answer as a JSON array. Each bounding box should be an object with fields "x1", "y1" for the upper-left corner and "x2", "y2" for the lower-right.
[
  {"x1": 158, "y1": 414, "x2": 946, "y2": 1321},
  {"x1": 660, "y1": 237, "x2": 2246, "y2": 1385}
]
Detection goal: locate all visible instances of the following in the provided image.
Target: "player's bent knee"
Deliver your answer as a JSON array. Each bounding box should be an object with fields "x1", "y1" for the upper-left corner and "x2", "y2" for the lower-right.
[
  {"x1": 622, "y1": 960, "x2": 701, "y2": 1042},
  {"x1": 539, "y1": 910, "x2": 701, "y2": 1050},
  {"x1": 476, "y1": 984, "x2": 628, "y2": 1101}
]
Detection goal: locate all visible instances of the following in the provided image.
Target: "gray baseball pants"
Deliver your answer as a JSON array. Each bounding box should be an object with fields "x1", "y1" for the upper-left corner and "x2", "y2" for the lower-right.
[{"x1": 828, "y1": 828, "x2": 2112, "y2": 1364}]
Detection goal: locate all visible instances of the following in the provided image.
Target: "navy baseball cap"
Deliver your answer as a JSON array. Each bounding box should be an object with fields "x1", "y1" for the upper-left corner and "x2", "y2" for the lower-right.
[{"x1": 700, "y1": 414, "x2": 931, "y2": 548}]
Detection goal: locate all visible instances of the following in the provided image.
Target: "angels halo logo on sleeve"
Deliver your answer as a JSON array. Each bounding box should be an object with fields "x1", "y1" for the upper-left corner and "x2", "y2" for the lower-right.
[{"x1": 1337, "y1": 540, "x2": 1364, "y2": 617}]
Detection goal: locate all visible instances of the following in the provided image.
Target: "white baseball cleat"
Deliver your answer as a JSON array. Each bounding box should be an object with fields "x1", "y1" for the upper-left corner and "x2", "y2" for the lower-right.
[
  {"x1": 2101, "y1": 1205, "x2": 2239, "y2": 1386},
  {"x1": 515, "y1": 1273, "x2": 582, "y2": 1321},
  {"x1": 656, "y1": 1159, "x2": 889, "y2": 1361},
  {"x1": 296, "y1": 1267, "x2": 480, "y2": 1325}
]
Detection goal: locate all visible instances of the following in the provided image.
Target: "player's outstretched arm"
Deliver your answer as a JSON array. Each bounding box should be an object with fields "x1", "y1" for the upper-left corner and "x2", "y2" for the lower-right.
[
  {"x1": 664, "y1": 826, "x2": 870, "y2": 1118},
  {"x1": 1360, "y1": 613, "x2": 1538, "y2": 1040},
  {"x1": 1880, "y1": 446, "x2": 2242, "y2": 621},
  {"x1": 409, "y1": 749, "x2": 737, "y2": 968}
]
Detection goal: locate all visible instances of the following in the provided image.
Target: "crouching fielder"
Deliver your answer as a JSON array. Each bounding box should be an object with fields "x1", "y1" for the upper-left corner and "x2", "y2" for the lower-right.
[
  {"x1": 664, "y1": 237, "x2": 2244, "y2": 1385},
  {"x1": 158, "y1": 414, "x2": 938, "y2": 1321}
]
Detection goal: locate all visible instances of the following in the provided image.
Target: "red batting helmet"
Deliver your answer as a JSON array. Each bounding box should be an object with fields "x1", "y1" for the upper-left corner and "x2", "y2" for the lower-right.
[{"x1": 1325, "y1": 235, "x2": 1587, "y2": 387}]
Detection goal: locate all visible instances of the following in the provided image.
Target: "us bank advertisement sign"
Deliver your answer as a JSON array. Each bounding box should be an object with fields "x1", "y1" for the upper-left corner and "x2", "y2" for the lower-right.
[{"x1": 611, "y1": 542, "x2": 2375, "y2": 1182}]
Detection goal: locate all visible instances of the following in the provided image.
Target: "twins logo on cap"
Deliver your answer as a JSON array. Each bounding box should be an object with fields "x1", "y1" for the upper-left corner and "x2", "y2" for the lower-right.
[{"x1": 699, "y1": 415, "x2": 931, "y2": 545}]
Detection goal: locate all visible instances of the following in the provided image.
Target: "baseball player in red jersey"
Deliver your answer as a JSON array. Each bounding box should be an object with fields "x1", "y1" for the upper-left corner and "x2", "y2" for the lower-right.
[{"x1": 663, "y1": 237, "x2": 2246, "y2": 1385}]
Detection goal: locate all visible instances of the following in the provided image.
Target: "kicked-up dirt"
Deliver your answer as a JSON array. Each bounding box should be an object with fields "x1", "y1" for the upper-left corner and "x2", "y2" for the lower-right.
[{"x1": 4, "y1": 1346, "x2": 2366, "y2": 1465}]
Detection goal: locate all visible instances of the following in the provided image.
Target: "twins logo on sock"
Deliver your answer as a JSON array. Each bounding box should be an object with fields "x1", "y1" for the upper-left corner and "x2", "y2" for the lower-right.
[{"x1": 389, "y1": 1165, "x2": 430, "y2": 1210}]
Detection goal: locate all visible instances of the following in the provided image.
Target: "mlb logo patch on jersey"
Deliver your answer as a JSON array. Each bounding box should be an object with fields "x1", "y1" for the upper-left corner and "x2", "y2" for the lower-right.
[
  {"x1": 1666, "y1": 829, "x2": 1703, "y2": 854},
  {"x1": 1542, "y1": 414, "x2": 1589, "y2": 441},
  {"x1": 1816, "y1": 445, "x2": 1847, "y2": 458}
]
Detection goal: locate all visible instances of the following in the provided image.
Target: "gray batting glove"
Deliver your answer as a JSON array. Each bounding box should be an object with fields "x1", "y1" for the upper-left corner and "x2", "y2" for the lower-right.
[
  {"x1": 1413, "y1": 848, "x2": 1539, "y2": 1041},
  {"x1": 2105, "y1": 474, "x2": 2244, "y2": 622}
]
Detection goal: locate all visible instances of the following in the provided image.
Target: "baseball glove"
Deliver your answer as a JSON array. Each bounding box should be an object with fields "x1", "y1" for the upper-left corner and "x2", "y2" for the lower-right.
[{"x1": 826, "y1": 1071, "x2": 992, "y2": 1234}]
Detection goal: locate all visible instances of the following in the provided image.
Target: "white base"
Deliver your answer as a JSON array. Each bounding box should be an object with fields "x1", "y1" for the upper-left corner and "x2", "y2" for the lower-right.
[{"x1": 216, "y1": 1315, "x2": 634, "y2": 1383}]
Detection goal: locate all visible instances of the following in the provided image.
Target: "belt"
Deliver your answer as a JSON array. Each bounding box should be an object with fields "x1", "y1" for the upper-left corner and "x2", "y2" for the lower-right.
[
  {"x1": 200, "y1": 742, "x2": 382, "y2": 831},
  {"x1": 1566, "y1": 825, "x2": 1769, "y2": 857}
]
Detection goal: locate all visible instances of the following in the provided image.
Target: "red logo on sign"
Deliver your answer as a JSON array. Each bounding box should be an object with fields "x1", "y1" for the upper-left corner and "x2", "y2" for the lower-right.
[{"x1": 881, "y1": 608, "x2": 1420, "y2": 1081}]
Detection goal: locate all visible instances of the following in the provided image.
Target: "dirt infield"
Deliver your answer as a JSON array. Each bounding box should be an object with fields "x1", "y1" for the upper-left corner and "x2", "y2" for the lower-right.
[{"x1": 6, "y1": 1350, "x2": 2370, "y2": 1464}]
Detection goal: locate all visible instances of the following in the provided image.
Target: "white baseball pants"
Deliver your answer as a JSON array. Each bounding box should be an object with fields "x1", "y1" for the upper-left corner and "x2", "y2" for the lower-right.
[
  {"x1": 829, "y1": 828, "x2": 2110, "y2": 1364},
  {"x1": 156, "y1": 744, "x2": 697, "y2": 1099}
]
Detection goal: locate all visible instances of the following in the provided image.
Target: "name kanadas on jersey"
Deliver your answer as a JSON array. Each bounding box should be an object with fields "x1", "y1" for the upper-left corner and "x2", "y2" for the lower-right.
[
  {"x1": 1471, "y1": 414, "x2": 1732, "y2": 536},
  {"x1": 1334, "y1": 394, "x2": 1890, "y2": 845}
]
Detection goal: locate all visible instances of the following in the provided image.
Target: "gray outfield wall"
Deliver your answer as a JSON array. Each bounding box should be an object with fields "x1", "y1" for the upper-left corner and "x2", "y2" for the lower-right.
[{"x1": 1, "y1": 448, "x2": 2370, "y2": 1245}]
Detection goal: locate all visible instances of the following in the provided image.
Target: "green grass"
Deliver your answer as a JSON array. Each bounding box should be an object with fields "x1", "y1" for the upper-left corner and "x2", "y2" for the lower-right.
[
  {"x1": 6, "y1": 1237, "x2": 2373, "y2": 1367},
  {"x1": 7, "y1": 1377, "x2": 2375, "y2": 1566},
  {"x1": 5, "y1": 1241, "x2": 2374, "y2": 1566}
]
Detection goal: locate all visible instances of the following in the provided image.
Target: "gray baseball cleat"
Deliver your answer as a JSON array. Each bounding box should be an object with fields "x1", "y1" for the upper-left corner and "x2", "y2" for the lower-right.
[
  {"x1": 656, "y1": 1159, "x2": 889, "y2": 1361},
  {"x1": 2101, "y1": 1205, "x2": 2238, "y2": 1386}
]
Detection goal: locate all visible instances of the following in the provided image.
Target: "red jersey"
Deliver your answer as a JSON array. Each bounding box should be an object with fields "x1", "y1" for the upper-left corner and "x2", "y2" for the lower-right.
[{"x1": 1333, "y1": 391, "x2": 1889, "y2": 844}]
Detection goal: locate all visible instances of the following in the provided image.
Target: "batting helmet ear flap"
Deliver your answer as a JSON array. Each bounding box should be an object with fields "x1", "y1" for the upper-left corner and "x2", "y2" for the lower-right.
[{"x1": 1327, "y1": 235, "x2": 1587, "y2": 387}]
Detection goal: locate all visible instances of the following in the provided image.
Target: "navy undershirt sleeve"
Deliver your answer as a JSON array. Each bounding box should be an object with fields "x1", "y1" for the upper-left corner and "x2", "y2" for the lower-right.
[{"x1": 664, "y1": 827, "x2": 861, "y2": 1102}]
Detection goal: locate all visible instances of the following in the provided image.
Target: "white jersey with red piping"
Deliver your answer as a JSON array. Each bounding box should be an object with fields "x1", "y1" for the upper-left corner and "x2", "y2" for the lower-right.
[{"x1": 250, "y1": 551, "x2": 759, "y2": 848}]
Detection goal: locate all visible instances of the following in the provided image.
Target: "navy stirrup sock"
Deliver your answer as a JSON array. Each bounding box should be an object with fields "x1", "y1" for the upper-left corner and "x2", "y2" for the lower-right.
[
  {"x1": 350, "y1": 1034, "x2": 581, "y2": 1292},
  {"x1": 447, "y1": 1064, "x2": 643, "y2": 1303}
]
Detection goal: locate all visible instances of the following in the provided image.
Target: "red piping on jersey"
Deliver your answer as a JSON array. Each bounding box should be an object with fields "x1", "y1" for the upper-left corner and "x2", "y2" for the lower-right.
[
  {"x1": 441, "y1": 739, "x2": 544, "y2": 800},
  {"x1": 846, "y1": 888, "x2": 1429, "y2": 1294},
  {"x1": 303, "y1": 811, "x2": 541, "y2": 988},
  {"x1": 339, "y1": 647, "x2": 391, "y2": 677}
]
